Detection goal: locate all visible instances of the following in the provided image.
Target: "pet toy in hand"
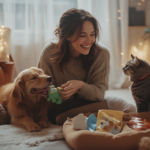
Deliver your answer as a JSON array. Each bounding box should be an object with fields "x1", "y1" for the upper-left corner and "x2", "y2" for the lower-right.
[{"x1": 47, "y1": 85, "x2": 64, "y2": 104}]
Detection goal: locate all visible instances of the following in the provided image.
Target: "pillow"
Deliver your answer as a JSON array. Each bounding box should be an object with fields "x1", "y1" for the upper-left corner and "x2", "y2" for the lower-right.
[
  {"x1": 0, "y1": 104, "x2": 10, "y2": 125},
  {"x1": 63, "y1": 116, "x2": 150, "y2": 150}
]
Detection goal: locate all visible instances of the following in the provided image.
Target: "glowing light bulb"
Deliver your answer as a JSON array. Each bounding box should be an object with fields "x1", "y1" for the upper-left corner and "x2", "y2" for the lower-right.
[
  {"x1": 1, "y1": 25, "x2": 5, "y2": 28},
  {"x1": 138, "y1": 3, "x2": 141, "y2": 5},
  {"x1": 133, "y1": 46, "x2": 138, "y2": 52},
  {"x1": 1, "y1": 33, "x2": 3, "y2": 35},
  {"x1": 118, "y1": 10, "x2": 121, "y2": 12},
  {"x1": 121, "y1": 52, "x2": 124, "y2": 55},
  {"x1": 1, "y1": 47, "x2": 3, "y2": 50},
  {"x1": 7, "y1": 55, "x2": 9, "y2": 59},
  {"x1": 142, "y1": 0, "x2": 145, "y2": 2},
  {"x1": 118, "y1": 17, "x2": 121, "y2": 20},
  {"x1": 4, "y1": 42, "x2": 6, "y2": 44},
  {"x1": 139, "y1": 42, "x2": 143, "y2": 46}
]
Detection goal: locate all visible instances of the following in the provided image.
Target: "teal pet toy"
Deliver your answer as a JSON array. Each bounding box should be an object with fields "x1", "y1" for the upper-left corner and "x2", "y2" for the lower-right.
[{"x1": 47, "y1": 85, "x2": 64, "y2": 104}]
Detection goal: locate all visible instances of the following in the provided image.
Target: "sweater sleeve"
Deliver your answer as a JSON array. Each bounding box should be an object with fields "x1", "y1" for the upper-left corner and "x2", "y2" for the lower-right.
[{"x1": 77, "y1": 49, "x2": 110, "y2": 102}]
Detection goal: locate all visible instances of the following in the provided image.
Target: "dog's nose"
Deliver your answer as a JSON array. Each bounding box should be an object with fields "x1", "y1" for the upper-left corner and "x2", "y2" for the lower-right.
[{"x1": 47, "y1": 76, "x2": 52, "y2": 82}]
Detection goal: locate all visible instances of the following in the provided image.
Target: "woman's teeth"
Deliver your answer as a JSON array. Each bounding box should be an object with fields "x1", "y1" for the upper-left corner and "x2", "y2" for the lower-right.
[{"x1": 81, "y1": 45, "x2": 90, "y2": 48}]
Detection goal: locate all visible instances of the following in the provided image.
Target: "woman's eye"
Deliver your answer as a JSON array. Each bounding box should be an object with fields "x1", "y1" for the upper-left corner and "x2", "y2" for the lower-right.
[
  {"x1": 80, "y1": 35, "x2": 85, "y2": 37},
  {"x1": 90, "y1": 34, "x2": 95, "y2": 36},
  {"x1": 31, "y1": 76, "x2": 37, "y2": 80}
]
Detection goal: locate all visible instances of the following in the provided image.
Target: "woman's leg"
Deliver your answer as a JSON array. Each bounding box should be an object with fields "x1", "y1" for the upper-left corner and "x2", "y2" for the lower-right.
[
  {"x1": 56, "y1": 101, "x2": 108, "y2": 125},
  {"x1": 48, "y1": 94, "x2": 108, "y2": 124},
  {"x1": 48, "y1": 95, "x2": 93, "y2": 124}
]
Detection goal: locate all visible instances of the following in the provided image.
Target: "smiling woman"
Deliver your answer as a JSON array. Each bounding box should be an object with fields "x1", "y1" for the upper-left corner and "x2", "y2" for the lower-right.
[
  {"x1": 37, "y1": 8, "x2": 109, "y2": 124},
  {"x1": 67, "y1": 21, "x2": 96, "y2": 57},
  {"x1": 38, "y1": 8, "x2": 136, "y2": 125}
]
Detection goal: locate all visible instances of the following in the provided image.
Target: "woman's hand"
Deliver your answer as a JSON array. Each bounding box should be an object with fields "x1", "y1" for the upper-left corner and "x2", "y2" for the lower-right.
[{"x1": 59, "y1": 80, "x2": 84, "y2": 100}]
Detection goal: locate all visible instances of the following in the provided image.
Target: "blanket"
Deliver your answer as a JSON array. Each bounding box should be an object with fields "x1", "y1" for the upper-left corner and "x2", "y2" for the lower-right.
[{"x1": 0, "y1": 124, "x2": 64, "y2": 149}]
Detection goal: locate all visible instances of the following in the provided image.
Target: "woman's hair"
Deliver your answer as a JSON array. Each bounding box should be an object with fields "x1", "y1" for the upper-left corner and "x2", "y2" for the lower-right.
[{"x1": 50, "y1": 8, "x2": 101, "y2": 73}]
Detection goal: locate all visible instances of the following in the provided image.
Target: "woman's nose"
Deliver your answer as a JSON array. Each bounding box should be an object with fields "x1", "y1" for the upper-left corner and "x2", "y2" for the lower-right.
[{"x1": 85, "y1": 36, "x2": 92, "y2": 44}]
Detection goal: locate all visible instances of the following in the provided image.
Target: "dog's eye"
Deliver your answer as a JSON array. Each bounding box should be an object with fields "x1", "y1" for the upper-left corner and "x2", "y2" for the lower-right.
[{"x1": 31, "y1": 76, "x2": 37, "y2": 80}]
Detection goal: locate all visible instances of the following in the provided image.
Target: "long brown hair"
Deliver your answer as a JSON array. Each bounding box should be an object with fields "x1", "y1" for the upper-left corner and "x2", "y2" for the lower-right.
[{"x1": 50, "y1": 8, "x2": 101, "y2": 73}]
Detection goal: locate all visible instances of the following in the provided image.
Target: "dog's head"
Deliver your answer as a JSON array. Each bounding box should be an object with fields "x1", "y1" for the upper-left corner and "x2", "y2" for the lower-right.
[{"x1": 12, "y1": 67, "x2": 52, "y2": 102}]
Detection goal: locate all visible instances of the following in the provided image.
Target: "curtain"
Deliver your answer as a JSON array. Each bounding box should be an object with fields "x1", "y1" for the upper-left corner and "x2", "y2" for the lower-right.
[
  {"x1": 78, "y1": 0, "x2": 129, "y2": 89},
  {"x1": 0, "y1": 0, "x2": 129, "y2": 89},
  {"x1": 1, "y1": 0, "x2": 77, "y2": 79}
]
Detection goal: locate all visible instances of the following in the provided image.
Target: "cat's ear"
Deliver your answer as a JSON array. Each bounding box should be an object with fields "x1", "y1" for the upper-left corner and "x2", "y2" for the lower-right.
[
  {"x1": 133, "y1": 57, "x2": 140, "y2": 66},
  {"x1": 131, "y1": 54, "x2": 135, "y2": 60}
]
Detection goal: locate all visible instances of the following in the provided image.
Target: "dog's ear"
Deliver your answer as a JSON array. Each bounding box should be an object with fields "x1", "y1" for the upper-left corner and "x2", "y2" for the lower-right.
[{"x1": 12, "y1": 78, "x2": 25, "y2": 102}]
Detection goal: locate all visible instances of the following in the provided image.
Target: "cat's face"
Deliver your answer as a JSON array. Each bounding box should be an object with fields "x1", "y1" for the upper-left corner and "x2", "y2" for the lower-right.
[
  {"x1": 122, "y1": 54, "x2": 150, "y2": 81},
  {"x1": 123, "y1": 54, "x2": 139, "y2": 76}
]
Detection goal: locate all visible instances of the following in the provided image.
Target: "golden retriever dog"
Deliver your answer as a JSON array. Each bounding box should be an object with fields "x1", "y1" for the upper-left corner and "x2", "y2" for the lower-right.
[{"x1": 0, "y1": 67, "x2": 52, "y2": 132}]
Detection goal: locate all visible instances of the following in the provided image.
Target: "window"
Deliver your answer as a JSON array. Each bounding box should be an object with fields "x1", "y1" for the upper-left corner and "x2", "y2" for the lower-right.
[
  {"x1": 129, "y1": 0, "x2": 146, "y2": 26},
  {"x1": 0, "y1": 0, "x2": 77, "y2": 30}
]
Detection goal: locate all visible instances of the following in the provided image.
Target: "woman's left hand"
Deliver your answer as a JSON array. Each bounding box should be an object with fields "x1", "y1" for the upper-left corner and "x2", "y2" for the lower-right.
[{"x1": 59, "y1": 80, "x2": 84, "y2": 100}]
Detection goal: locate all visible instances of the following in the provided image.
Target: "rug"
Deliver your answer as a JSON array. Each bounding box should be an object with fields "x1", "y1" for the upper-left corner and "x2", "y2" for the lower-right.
[{"x1": 0, "y1": 124, "x2": 63, "y2": 148}]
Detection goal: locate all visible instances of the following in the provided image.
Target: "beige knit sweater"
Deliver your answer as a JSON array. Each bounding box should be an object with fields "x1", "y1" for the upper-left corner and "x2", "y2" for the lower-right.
[{"x1": 38, "y1": 43, "x2": 110, "y2": 102}]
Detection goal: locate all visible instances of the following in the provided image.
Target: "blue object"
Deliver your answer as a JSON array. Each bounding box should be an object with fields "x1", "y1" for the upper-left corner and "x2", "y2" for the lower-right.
[{"x1": 86, "y1": 114, "x2": 97, "y2": 131}]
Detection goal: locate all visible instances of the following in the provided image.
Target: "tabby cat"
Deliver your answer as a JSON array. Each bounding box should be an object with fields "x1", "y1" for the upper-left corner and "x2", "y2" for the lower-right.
[{"x1": 123, "y1": 54, "x2": 150, "y2": 112}]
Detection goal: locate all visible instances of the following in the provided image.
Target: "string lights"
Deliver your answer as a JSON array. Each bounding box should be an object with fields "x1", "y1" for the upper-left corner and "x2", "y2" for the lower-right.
[{"x1": 0, "y1": 25, "x2": 10, "y2": 62}]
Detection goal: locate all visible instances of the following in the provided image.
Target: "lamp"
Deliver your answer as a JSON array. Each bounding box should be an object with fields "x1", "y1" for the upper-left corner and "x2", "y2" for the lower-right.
[
  {"x1": 0, "y1": 25, "x2": 11, "y2": 62},
  {"x1": 0, "y1": 25, "x2": 14, "y2": 86}
]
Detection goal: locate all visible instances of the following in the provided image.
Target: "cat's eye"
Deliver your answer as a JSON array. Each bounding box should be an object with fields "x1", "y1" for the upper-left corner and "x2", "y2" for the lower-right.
[{"x1": 124, "y1": 65, "x2": 129, "y2": 70}]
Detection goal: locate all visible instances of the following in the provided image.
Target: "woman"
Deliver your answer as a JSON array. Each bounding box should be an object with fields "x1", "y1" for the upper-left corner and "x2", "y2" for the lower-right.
[{"x1": 38, "y1": 8, "x2": 136, "y2": 125}]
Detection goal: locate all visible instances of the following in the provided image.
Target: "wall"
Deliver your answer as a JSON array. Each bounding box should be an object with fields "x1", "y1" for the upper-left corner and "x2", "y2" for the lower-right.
[{"x1": 128, "y1": 0, "x2": 150, "y2": 63}]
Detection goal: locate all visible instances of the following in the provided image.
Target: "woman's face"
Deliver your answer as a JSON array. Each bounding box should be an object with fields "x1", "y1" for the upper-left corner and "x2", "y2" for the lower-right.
[{"x1": 68, "y1": 21, "x2": 96, "y2": 57}]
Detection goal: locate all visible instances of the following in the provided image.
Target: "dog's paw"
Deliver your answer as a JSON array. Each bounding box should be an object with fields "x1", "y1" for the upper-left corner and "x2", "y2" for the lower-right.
[
  {"x1": 139, "y1": 137, "x2": 150, "y2": 150},
  {"x1": 37, "y1": 120, "x2": 50, "y2": 128},
  {"x1": 26, "y1": 123, "x2": 41, "y2": 132}
]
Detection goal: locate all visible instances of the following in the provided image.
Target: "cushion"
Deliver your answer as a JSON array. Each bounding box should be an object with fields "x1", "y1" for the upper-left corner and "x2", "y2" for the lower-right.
[
  {"x1": 63, "y1": 112, "x2": 150, "y2": 150},
  {"x1": 0, "y1": 104, "x2": 10, "y2": 125}
]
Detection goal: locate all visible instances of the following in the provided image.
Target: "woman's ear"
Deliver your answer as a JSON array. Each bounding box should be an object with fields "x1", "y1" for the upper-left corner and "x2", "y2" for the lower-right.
[{"x1": 12, "y1": 78, "x2": 25, "y2": 102}]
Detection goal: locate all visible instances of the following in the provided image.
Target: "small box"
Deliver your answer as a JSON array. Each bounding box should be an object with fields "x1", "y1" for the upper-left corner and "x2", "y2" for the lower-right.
[{"x1": 96, "y1": 110, "x2": 124, "y2": 134}]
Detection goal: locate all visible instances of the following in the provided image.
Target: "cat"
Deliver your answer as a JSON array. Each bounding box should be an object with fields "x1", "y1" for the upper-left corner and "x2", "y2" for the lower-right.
[{"x1": 123, "y1": 54, "x2": 150, "y2": 112}]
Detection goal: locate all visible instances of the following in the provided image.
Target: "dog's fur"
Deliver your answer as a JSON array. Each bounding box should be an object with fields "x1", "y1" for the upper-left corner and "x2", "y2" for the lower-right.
[{"x1": 0, "y1": 67, "x2": 51, "y2": 132}]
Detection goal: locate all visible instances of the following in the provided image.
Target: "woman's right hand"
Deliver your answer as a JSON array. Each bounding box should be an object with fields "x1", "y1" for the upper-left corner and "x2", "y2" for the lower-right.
[{"x1": 59, "y1": 80, "x2": 83, "y2": 100}]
